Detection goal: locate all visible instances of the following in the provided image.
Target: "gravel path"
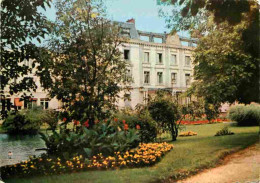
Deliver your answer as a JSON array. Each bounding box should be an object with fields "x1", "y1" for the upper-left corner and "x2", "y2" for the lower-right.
[{"x1": 178, "y1": 144, "x2": 260, "y2": 183}]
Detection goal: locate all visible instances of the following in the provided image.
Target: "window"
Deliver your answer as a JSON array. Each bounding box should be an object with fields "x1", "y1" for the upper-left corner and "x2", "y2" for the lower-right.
[
  {"x1": 185, "y1": 56, "x2": 191, "y2": 66},
  {"x1": 40, "y1": 98, "x2": 49, "y2": 109},
  {"x1": 157, "y1": 53, "x2": 163, "y2": 64},
  {"x1": 124, "y1": 50, "x2": 130, "y2": 60},
  {"x1": 171, "y1": 73, "x2": 177, "y2": 84},
  {"x1": 121, "y1": 28, "x2": 130, "y2": 38},
  {"x1": 144, "y1": 71, "x2": 150, "y2": 84},
  {"x1": 14, "y1": 98, "x2": 23, "y2": 110},
  {"x1": 171, "y1": 54, "x2": 177, "y2": 65},
  {"x1": 157, "y1": 72, "x2": 163, "y2": 84},
  {"x1": 0, "y1": 98, "x2": 11, "y2": 111},
  {"x1": 144, "y1": 52, "x2": 149, "y2": 63},
  {"x1": 24, "y1": 98, "x2": 37, "y2": 109},
  {"x1": 125, "y1": 69, "x2": 132, "y2": 82},
  {"x1": 185, "y1": 74, "x2": 191, "y2": 86}
]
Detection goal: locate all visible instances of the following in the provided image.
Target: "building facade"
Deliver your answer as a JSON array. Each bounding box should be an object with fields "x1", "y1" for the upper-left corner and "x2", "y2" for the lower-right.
[
  {"x1": 1, "y1": 19, "x2": 196, "y2": 111},
  {"x1": 116, "y1": 19, "x2": 196, "y2": 109}
]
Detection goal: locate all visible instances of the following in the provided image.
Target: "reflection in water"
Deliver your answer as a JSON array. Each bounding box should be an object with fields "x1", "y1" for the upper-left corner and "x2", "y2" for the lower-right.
[{"x1": 0, "y1": 134, "x2": 46, "y2": 166}]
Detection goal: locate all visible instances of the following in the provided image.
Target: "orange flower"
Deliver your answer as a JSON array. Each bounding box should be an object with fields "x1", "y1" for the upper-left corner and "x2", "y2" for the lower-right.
[
  {"x1": 114, "y1": 118, "x2": 118, "y2": 122},
  {"x1": 74, "y1": 120, "x2": 80, "y2": 126},
  {"x1": 94, "y1": 119, "x2": 99, "y2": 124},
  {"x1": 136, "y1": 124, "x2": 141, "y2": 130},
  {"x1": 122, "y1": 120, "x2": 126, "y2": 124},
  {"x1": 124, "y1": 124, "x2": 129, "y2": 131}
]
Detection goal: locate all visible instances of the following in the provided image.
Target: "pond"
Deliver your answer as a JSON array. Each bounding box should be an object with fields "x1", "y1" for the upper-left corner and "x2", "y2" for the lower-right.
[{"x1": 0, "y1": 133, "x2": 46, "y2": 167}]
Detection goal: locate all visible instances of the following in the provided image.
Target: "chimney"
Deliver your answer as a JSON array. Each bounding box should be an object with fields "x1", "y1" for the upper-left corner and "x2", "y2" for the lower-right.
[{"x1": 126, "y1": 18, "x2": 135, "y2": 24}]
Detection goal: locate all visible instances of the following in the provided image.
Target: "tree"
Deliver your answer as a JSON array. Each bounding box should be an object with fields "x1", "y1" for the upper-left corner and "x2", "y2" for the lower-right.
[
  {"x1": 159, "y1": 0, "x2": 259, "y2": 104},
  {"x1": 148, "y1": 90, "x2": 183, "y2": 141},
  {"x1": 38, "y1": 0, "x2": 130, "y2": 127},
  {"x1": 1, "y1": 0, "x2": 51, "y2": 117}
]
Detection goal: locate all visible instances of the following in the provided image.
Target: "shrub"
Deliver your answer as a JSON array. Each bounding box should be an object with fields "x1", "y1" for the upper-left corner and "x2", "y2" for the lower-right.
[
  {"x1": 2, "y1": 107, "x2": 45, "y2": 134},
  {"x1": 114, "y1": 110, "x2": 157, "y2": 143},
  {"x1": 40, "y1": 119, "x2": 140, "y2": 160},
  {"x1": 215, "y1": 127, "x2": 234, "y2": 136},
  {"x1": 228, "y1": 104, "x2": 260, "y2": 126}
]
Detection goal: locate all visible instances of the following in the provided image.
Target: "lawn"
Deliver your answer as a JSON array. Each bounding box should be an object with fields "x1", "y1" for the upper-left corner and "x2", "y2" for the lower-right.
[{"x1": 4, "y1": 123, "x2": 259, "y2": 183}]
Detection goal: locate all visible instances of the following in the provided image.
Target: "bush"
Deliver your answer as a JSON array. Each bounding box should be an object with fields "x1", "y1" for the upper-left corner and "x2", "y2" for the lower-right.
[
  {"x1": 114, "y1": 111, "x2": 157, "y2": 143},
  {"x1": 215, "y1": 127, "x2": 234, "y2": 136},
  {"x1": 40, "y1": 119, "x2": 140, "y2": 160},
  {"x1": 2, "y1": 107, "x2": 45, "y2": 134},
  {"x1": 228, "y1": 104, "x2": 260, "y2": 126}
]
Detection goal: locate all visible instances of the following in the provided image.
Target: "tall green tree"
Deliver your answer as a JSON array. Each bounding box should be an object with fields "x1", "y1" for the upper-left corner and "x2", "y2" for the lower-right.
[
  {"x1": 39, "y1": 0, "x2": 130, "y2": 127},
  {"x1": 1, "y1": 0, "x2": 51, "y2": 117},
  {"x1": 159, "y1": 0, "x2": 259, "y2": 104},
  {"x1": 148, "y1": 90, "x2": 184, "y2": 141}
]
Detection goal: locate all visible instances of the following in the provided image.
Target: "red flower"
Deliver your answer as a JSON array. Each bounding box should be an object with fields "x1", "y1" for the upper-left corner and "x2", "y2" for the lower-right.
[
  {"x1": 122, "y1": 120, "x2": 126, "y2": 124},
  {"x1": 62, "y1": 118, "x2": 67, "y2": 122},
  {"x1": 74, "y1": 120, "x2": 80, "y2": 126},
  {"x1": 84, "y1": 120, "x2": 89, "y2": 127},
  {"x1": 114, "y1": 118, "x2": 118, "y2": 122},
  {"x1": 124, "y1": 124, "x2": 129, "y2": 131},
  {"x1": 136, "y1": 124, "x2": 141, "y2": 130}
]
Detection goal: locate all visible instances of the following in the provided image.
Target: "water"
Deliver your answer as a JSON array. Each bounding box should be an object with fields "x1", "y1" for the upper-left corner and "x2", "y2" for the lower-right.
[{"x1": 0, "y1": 134, "x2": 46, "y2": 166}]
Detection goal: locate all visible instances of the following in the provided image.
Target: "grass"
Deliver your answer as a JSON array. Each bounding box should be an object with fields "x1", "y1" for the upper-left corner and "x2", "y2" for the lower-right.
[{"x1": 4, "y1": 123, "x2": 259, "y2": 183}]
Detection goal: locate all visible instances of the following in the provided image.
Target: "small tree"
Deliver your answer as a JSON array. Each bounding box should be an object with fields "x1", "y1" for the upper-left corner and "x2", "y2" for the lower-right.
[
  {"x1": 148, "y1": 90, "x2": 183, "y2": 141},
  {"x1": 39, "y1": 0, "x2": 130, "y2": 127}
]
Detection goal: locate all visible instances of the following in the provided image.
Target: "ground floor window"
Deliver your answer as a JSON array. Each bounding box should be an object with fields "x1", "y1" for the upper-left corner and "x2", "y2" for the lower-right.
[
  {"x1": 24, "y1": 98, "x2": 37, "y2": 109},
  {"x1": 14, "y1": 98, "x2": 23, "y2": 110},
  {"x1": 40, "y1": 98, "x2": 50, "y2": 109}
]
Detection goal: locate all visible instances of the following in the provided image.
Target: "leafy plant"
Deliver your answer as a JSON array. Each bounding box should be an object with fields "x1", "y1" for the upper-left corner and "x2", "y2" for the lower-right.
[
  {"x1": 215, "y1": 127, "x2": 234, "y2": 136},
  {"x1": 40, "y1": 119, "x2": 140, "y2": 159},
  {"x1": 228, "y1": 104, "x2": 260, "y2": 126}
]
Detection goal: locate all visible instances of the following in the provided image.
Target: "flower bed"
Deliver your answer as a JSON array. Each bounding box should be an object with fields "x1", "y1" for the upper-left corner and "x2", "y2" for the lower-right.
[
  {"x1": 179, "y1": 131, "x2": 197, "y2": 137},
  {"x1": 179, "y1": 118, "x2": 229, "y2": 125},
  {"x1": 1, "y1": 142, "x2": 173, "y2": 179}
]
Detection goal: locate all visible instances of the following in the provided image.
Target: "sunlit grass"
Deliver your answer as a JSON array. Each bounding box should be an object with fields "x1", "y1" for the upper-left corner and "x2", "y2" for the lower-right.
[{"x1": 5, "y1": 123, "x2": 259, "y2": 183}]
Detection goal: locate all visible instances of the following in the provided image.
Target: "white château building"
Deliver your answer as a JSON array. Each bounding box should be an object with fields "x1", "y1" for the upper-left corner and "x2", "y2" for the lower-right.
[
  {"x1": 116, "y1": 19, "x2": 196, "y2": 109},
  {"x1": 1, "y1": 19, "x2": 197, "y2": 111}
]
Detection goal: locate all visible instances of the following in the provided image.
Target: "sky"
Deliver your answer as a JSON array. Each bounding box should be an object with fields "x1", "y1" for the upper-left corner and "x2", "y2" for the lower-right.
[{"x1": 42, "y1": 0, "x2": 189, "y2": 37}]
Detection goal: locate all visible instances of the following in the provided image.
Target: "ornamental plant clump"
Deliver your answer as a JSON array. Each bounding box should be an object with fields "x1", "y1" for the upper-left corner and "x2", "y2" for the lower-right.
[
  {"x1": 215, "y1": 127, "x2": 234, "y2": 136},
  {"x1": 1, "y1": 143, "x2": 174, "y2": 179},
  {"x1": 179, "y1": 131, "x2": 197, "y2": 137}
]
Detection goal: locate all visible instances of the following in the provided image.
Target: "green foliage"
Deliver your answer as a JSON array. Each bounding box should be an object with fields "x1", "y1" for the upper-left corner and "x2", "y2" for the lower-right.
[
  {"x1": 215, "y1": 127, "x2": 234, "y2": 136},
  {"x1": 1, "y1": 0, "x2": 51, "y2": 117},
  {"x1": 228, "y1": 104, "x2": 260, "y2": 126},
  {"x1": 2, "y1": 107, "x2": 45, "y2": 134},
  {"x1": 40, "y1": 120, "x2": 140, "y2": 159},
  {"x1": 114, "y1": 110, "x2": 157, "y2": 143},
  {"x1": 160, "y1": 1, "x2": 259, "y2": 105},
  {"x1": 148, "y1": 90, "x2": 182, "y2": 141},
  {"x1": 41, "y1": 109, "x2": 59, "y2": 131},
  {"x1": 38, "y1": 0, "x2": 130, "y2": 126}
]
